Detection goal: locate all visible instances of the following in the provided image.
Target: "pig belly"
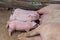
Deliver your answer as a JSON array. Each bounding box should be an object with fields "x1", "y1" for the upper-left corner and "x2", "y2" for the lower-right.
[{"x1": 40, "y1": 10, "x2": 60, "y2": 24}]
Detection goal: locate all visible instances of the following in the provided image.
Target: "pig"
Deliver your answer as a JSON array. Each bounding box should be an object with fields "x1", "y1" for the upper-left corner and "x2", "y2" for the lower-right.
[
  {"x1": 6, "y1": 8, "x2": 40, "y2": 36},
  {"x1": 18, "y1": 23, "x2": 60, "y2": 40},
  {"x1": 37, "y1": 4, "x2": 60, "y2": 24},
  {"x1": 37, "y1": 4, "x2": 60, "y2": 14},
  {"x1": 7, "y1": 20, "x2": 37, "y2": 36},
  {"x1": 17, "y1": 4, "x2": 60, "y2": 40},
  {"x1": 10, "y1": 8, "x2": 39, "y2": 22}
]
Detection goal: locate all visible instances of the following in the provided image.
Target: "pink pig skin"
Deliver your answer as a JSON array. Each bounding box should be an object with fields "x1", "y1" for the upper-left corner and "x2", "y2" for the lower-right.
[
  {"x1": 10, "y1": 8, "x2": 39, "y2": 21},
  {"x1": 37, "y1": 4, "x2": 60, "y2": 24},
  {"x1": 8, "y1": 20, "x2": 36, "y2": 36}
]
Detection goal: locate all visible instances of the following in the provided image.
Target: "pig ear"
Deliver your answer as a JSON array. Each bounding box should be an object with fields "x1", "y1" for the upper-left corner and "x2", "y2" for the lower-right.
[{"x1": 13, "y1": 8, "x2": 23, "y2": 14}]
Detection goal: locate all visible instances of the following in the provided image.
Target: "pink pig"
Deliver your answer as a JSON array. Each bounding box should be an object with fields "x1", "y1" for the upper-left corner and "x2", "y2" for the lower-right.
[
  {"x1": 10, "y1": 8, "x2": 39, "y2": 21},
  {"x1": 6, "y1": 8, "x2": 39, "y2": 36},
  {"x1": 7, "y1": 20, "x2": 37, "y2": 36}
]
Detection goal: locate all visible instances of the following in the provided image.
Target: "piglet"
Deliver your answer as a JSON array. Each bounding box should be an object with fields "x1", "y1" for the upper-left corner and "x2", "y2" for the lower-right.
[
  {"x1": 7, "y1": 20, "x2": 37, "y2": 36},
  {"x1": 10, "y1": 8, "x2": 39, "y2": 21}
]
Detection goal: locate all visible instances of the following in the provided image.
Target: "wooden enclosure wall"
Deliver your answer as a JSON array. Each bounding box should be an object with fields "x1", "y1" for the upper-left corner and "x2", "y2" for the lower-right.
[{"x1": 0, "y1": 0, "x2": 60, "y2": 10}]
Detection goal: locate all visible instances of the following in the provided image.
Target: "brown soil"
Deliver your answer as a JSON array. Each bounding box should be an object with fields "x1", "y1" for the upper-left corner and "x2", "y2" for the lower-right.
[{"x1": 0, "y1": 10, "x2": 20, "y2": 40}]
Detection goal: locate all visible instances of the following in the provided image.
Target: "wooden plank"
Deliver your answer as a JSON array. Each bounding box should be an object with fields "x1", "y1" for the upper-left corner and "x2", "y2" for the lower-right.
[
  {"x1": 0, "y1": 0, "x2": 45, "y2": 10},
  {"x1": 1, "y1": 0, "x2": 60, "y2": 10},
  {"x1": 18, "y1": 0, "x2": 48, "y2": 2},
  {"x1": 50, "y1": 0, "x2": 60, "y2": 1},
  {"x1": 48, "y1": 1, "x2": 60, "y2": 4}
]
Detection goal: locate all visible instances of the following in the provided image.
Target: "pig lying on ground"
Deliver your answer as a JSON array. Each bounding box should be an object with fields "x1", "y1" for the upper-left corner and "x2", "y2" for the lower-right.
[
  {"x1": 6, "y1": 8, "x2": 39, "y2": 28},
  {"x1": 6, "y1": 8, "x2": 40, "y2": 36},
  {"x1": 9, "y1": 8, "x2": 39, "y2": 22},
  {"x1": 7, "y1": 20, "x2": 37, "y2": 36},
  {"x1": 18, "y1": 23, "x2": 60, "y2": 40},
  {"x1": 18, "y1": 4, "x2": 60, "y2": 40}
]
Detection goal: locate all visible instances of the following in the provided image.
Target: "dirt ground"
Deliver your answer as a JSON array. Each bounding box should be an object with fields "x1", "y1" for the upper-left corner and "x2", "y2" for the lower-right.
[{"x1": 0, "y1": 10, "x2": 21, "y2": 40}]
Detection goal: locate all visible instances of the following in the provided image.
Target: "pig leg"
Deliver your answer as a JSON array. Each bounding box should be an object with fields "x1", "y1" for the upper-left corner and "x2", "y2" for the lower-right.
[
  {"x1": 18, "y1": 25, "x2": 41, "y2": 38},
  {"x1": 18, "y1": 24, "x2": 44, "y2": 40},
  {"x1": 18, "y1": 36, "x2": 41, "y2": 40},
  {"x1": 18, "y1": 23, "x2": 60, "y2": 40},
  {"x1": 8, "y1": 28, "x2": 13, "y2": 36},
  {"x1": 24, "y1": 22, "x2": 37, "y2": 33},
  {"x1": 18, "y1": 29, "x2": 39, "y2": 38},
  {"x1": 8, "y1": 23, "x2": 15, "y2": 36},
  {"x1": 25, "y1": 29, "x2": 30, "y2": 32}
]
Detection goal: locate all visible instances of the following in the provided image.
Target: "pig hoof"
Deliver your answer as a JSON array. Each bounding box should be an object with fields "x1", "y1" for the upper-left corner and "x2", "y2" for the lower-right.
[
  {"x1": 8, "y1": 30, "x2": 12, "y2": 36},
  {"x1": 9, "y1": 33, "x2": 12, "y2": 36}
]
